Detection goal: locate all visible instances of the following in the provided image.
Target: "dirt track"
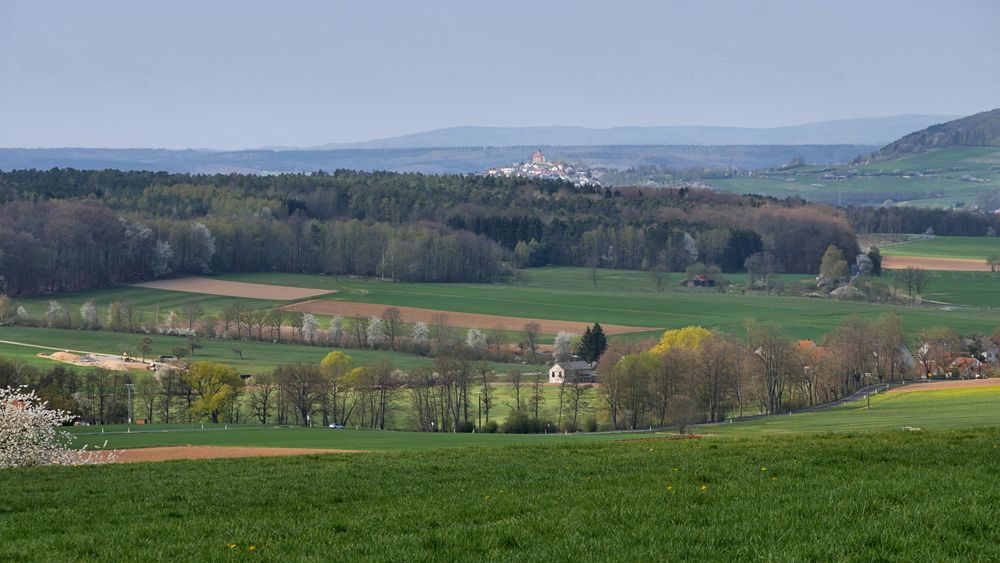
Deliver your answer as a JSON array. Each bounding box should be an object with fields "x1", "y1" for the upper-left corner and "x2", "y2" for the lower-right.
[
  {"x1": 132, "y1": 277, "x2": 335, "y2": 300},
  {"x1": 887, "y1": 379, "x2": 1000, "y2": 394},
  {"x1": 882, "y1": 256, "x2": 990, "y2": 272},
  {"x1": 280, "y1": 299, "x2": 657, "y2": 335},
  {"x1": 37, "y1": 351, "x2": 148, "y2": 372},
  {"x1": 109, "y1": 445, "x2": 362, "y2": 463}
]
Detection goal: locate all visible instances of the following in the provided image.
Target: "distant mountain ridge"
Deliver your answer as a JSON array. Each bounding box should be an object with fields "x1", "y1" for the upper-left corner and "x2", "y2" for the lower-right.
[
  {"x1": 870, "y1": 108, "x2": 1000, "y2": 161},
  {"x1": 309, "y1": 115, "x2": 956, "y2": 149},
  {"x1": 0, "y1": 145, "x2": 875, "y2": 176}
]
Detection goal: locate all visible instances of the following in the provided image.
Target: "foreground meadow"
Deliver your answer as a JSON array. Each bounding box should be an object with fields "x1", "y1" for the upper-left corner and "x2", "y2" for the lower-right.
[
  {"x1": 3, "y1": 429, "x2": 999, "y2": 560},
  {"x1": 703, "y1": 384, "x2": 1000, "y2": 436}
]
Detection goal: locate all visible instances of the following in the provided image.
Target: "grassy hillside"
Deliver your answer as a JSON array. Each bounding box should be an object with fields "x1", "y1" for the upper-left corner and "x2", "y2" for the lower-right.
[
  {"x1": 73, "y1": 383, "x2": 1000, "y2": 448},
  {"x1": 709, "y1": 146, "x2": 1000, "y2": 207},
  {"x1": 66, "y1": 424, "x2": 622, "y2": 451},
  {"x1": 881, "y1": 235, "x2": 1000, "y2": 260},
  {"x1": 883, "y1": 268, "x2": 1000, "y2": 308},
  {"x1": 0, "y1": 326, "x2": 542, "y2": 374},
  {"x1": 3, "y1": 429, "x2": 999, "y2": 560},
  {"x1": 220, "y1": 269, "x2": 1000, "y2": 339},
  {"x1": 703, "y1": 385, "x2": 1000, "y2": 436},
  {"x1": 6, "y1": 267, "x2": 1000, "y2": 360},
  {"x1": 871, "y1": 108, "x2": 1000, "y2": 160},
  {"x1": 10, "y1": 285, "x2": 285, "y2": 323}
]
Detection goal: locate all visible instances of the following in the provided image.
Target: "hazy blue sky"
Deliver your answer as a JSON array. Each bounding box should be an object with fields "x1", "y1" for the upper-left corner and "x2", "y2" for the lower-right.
[{"x1": 1, "y1": 0, "x2": 998, "y2": 148}]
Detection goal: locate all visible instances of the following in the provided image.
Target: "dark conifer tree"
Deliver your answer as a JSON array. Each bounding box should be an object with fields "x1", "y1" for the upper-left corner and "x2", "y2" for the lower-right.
[{"x1": 577, "y1": 323, "x2": 608, "y2": 364}]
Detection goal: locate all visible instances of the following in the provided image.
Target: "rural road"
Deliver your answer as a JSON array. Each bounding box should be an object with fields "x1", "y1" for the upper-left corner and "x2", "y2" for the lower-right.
[{"x1": 0, "y1": 339, "x2": 98, "y2": 355}]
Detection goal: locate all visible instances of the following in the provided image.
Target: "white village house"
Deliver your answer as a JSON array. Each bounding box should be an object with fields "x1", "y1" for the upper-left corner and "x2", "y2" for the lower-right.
[{"x1": 548, "y1": 361, "x2": 596, "y2": 384}]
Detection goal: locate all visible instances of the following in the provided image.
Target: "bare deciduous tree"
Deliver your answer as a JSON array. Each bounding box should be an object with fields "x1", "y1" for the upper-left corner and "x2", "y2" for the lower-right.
[
  {"x1": 380, "y1": 307, "x2": 403, "y2": 350},
  {"x1": 521, "y1": 322, "x2": 541, "y2": 359}
]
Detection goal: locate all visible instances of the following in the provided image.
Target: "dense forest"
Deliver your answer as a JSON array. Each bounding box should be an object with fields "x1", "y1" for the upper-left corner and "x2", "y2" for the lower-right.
[
  {"x1": 0, "y1": 168, "x2": 863, "y2": 296},
  {"x1": 846, "y1": 204, "x2": 1000, "y2": 236}
]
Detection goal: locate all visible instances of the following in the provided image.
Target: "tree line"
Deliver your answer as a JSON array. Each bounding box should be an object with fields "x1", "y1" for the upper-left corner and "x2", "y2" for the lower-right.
[
  {"x1": 597, "y1": 314, "x2": 1000, "y2": 431},
  {"x1": 847, "y1": 205, "x2": 1000, "y2": 236},
  {"x1": 0, "y1": 200, "x2": 506, "y2": 296},
  {"x1": 3, "y1": 316, "x2": 997, "y2": 431},
  {"x1": 1, "y1": 169, "x2": 861, "y2": 296}
]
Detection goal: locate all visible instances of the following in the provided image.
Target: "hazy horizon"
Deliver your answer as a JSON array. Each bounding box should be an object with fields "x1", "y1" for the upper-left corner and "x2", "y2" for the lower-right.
[{"x1": 2, "y1": 0, "x2": 998, "y2": 149}]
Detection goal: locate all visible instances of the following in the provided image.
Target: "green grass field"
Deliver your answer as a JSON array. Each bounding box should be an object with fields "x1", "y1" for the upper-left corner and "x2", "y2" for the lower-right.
[
  {"x1": 70, "y1": 384, "x2": 1000, "y2": 448},
  {"x1": 64, "y1": 379, "x2": 592, "y2": 431},
  {"x1": 882, "y1": 268, "x2": 1000, "y2": 308},
  {"x1": 12, "y1": 285, "x2": 286, "y2": 320},
  {"x1": 65, "y1": 424, "x2": 623, "y2": 451},
  {"x1": 217, "y1": 269, "x2": 1000, "y2": 340},
  {"x1": 881, "y1": 236, "x2": 1000, "y2": 261},
  {"x1": 7, "y1": 368, "x2": 1000, "y2": 559},
  {"x1": 5, "y1": 267, "x2": 1000, "y2": 370},
  {"x1": 3, "y1": 429, "x2": 999, "y2": 560},
  {"x1": 0, "y1": 326, "x2": 543, "y2": 374},
  {"x1": 709, "y1": 147, "x2": 1000, "y2": 207},
  {"x1": 703, "y1": 385, "x2": 1000, "y2": 436}
]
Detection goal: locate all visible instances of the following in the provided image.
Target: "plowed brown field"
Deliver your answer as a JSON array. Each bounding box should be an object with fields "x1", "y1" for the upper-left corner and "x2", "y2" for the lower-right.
[
  {"x1": 887, "y1": 379, "x2": 1000, "y2": 394},
  {"x1": 132, "y1": 277, "x2": 335, "y2": 300},
  {"x1": 882, "y1": 256, "x2": 990, "y2": 272},
  {"x1": 281, "y1": 300, "x2": 657, "y2": 335}
]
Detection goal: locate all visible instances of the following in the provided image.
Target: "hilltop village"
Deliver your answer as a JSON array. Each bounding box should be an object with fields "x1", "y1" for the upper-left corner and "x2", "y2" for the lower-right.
[{"x1": 481, "y1": 150, "x2": 601, "y2": 187}]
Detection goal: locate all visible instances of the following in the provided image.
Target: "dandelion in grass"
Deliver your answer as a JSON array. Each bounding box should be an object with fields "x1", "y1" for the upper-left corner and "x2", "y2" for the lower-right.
[
  {"x1": 227, "y1": 544, "x2": 238, "y2": 550},
  {"x1": 699, "y1": 484, "x2": 708, "y2": 492},
  {"x1": 248, "y1": 545, "x2": 257, "y2": 552},
  {"x1": 761, "y1": 466, "x2": 767, "y2": 472},
  {"x1": 666, "y1": 485, "x2": 674, "y2": 493}
]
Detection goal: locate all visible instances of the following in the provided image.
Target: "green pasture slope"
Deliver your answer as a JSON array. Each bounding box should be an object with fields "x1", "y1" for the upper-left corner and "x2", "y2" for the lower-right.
[
  {"x1": 703, "y1": 385, "x2": 1000, "y2": 436},
  {"x1": 66, "y1": 424, "x2": 624, "y2": 451},
  {"x1": 7, "y1": 375, "x2": 1000, "y2": 559},
  {"x1": 3, "y1": 429, "x2": 999, "y2": 560},
  {"x1": 881, "y1": 268, "x2": 1000, "y2": 308},
  {"x1": 61, "y1": 378, "x2": 593, "y2": 432},
  {"x1": 6, "y1": 266, "x2": 1000, "y2": 352},
  {"x1": 881, "y1": 236, "x2": 1000, "y2": 261},
  {"x1": 220, "y1": 268, "x2": 1000, "y2": 339},
  {"x1": 709, "y1": 147, "x2": 1000, "y2": 207},
  {"x1": 11, "y1": 284, "x2": 286, "y2": 320},
  {"x1": 0, "y1": 326, "x2": 542, "y2": 373},
  {"x1": 73, "y1": 383, "x2": 1000, "y2": 450}
]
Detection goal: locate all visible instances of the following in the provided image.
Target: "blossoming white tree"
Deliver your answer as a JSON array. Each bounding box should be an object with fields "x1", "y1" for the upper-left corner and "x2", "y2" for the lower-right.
[
  {"x1": 367, "y1": 316, "x2": 386, "y2": 347},
  {"x1": 45, "y1": 300, "x2": 64, "y2": 328},
  {"x1": 466, "y1": 328, "x2": 486, "y2": 352},
  {"x1": 328, "y1": 316, "x2": 345, "y2": 345},
  {"x1": 80, "y1": 301, "x2": 99, "y2": 329},
  {"x1": 0, "y1": 387, "x2": 116, "y2": 468},
  {"x1": 553, "y1": 331, "x2": 579, "y2": 361},
  {"x1": 302, "y1": 313, "x2": 318, "y2": 344},
  {"x1": 412, "y1": 322, "x2": 429, "y2": 344}
]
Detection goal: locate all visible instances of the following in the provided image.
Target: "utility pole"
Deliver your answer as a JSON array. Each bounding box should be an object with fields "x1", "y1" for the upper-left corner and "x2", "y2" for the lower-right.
[
  {"x1": 864, "y1": 372, "x2": 872, "y2": 413},
  {"x1": 124, "y1": 383, "x2": 134, "y2": 424}
]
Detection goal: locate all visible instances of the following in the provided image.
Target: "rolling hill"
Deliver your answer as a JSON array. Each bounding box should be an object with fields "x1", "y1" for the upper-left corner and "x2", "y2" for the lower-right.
[
  {"x1": 309, "y1": 115, "x2": 955, "y2": 149},
  {"x1": 708, "y1": 146, "x2": 1000, "y2": 207},
  {"x1": 869, "y1": 108, "x2": 1000, "y2": 161},
  {"x1": 0, "y1": 145, "x2": 875, "y2": 175},
  {"x1": 708, "y1": 109, "x2": 1000, "y2": 207}
]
